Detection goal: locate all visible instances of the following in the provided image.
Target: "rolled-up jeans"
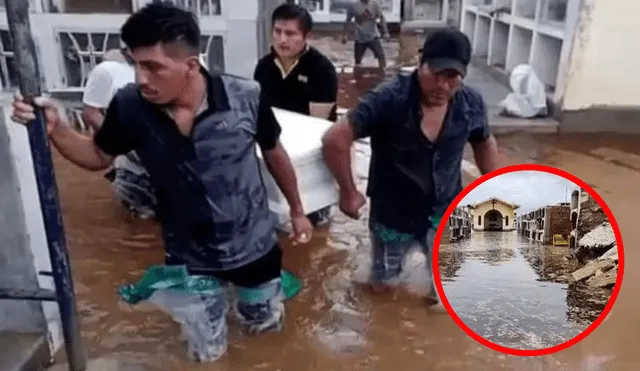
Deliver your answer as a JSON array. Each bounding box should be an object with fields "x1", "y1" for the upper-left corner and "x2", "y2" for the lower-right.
[
  {"x1": 369, "y1": 223, "x2": 439, "y2": 299},
  {"x1": 178, "y1": 245, "x2": 285, "y2": 362}
]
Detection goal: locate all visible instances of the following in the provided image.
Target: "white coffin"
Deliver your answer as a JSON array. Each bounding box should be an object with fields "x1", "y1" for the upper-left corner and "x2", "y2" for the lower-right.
[{"x1": 258, "y1": 108, "x2": 340, "y2": 221}]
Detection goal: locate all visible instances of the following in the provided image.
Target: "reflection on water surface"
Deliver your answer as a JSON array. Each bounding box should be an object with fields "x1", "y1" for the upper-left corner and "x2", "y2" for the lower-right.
[{"x1": 439, "y1": 232, "x2": 611, "y2": 350}]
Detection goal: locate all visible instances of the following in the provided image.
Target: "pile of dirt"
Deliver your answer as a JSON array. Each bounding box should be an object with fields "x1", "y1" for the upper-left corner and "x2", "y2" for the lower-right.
[
  {"x1": 570, "y1": 222, "x2": 618, "y2": 289},
  {"x1": 570, "y1": 193, "x2": 617, "y2": 289},
  {"x1": 575, "y1": 221, "x2": 616, "y2": 262}
]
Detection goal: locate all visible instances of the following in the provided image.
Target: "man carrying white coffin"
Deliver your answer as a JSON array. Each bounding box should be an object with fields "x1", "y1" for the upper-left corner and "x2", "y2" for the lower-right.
[
  {"x1": 12, "y1": 3, "x2": 314, "y2": 361},
  {"x1": 254, "y1": 3, "x2": 339, "y2": 227},
  {"x1": 322, "y1": 29, "x2": 506, "y2": 308}
]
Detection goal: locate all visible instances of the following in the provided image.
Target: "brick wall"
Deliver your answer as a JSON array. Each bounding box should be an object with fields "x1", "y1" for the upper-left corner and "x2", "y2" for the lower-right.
[{"x1": 548, "y1": 205, "x2": 571, "y2": 239}]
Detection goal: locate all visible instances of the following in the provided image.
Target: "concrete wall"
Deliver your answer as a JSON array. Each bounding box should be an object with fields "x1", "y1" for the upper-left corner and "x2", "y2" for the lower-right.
[
  {"x1": 557, "y1": 0, "x2": 640, "y2": 132},
  {"x1": 471, "y1": 200, "x2": 516, "y2": 231},
  {"x1": 257, "y1": 0, "x2": 284, "y2": 60},
  {"x1": 0, "y1": 101, "x2": 63, "y2": 353},
  {"x1": 401, "y1": 0, "x2": 458, "y2": 29},
  {"x1": 0, "y1": 107, "x2": 45, "y2": 333},
  {"x1": 225, "y1": 0, "x2": 261, "y2": 78}
]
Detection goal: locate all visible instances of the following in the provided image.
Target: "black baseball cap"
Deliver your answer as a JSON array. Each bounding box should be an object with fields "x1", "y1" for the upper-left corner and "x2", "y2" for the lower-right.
[{"x1": 420, "y1": 28, "x2": 472, "y2": 77}]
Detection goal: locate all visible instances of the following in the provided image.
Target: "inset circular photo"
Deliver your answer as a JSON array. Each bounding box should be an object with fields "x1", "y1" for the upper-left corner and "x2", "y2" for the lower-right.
[{"x1": 434, "y1": 164, "x2": 624, "y2": 356}]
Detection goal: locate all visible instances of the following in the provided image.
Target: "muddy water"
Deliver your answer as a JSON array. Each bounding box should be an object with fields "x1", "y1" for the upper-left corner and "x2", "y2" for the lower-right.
[
  {"x1": 439, "y1": 232, "x2": 611, "y2": 351},
  {"x1": 46, "y1": 70, "x2": 640, "y2": 370}
]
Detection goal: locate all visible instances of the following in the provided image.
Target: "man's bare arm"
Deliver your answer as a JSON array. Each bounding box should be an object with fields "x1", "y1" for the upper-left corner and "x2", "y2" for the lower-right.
[
  {"x1": 471, "y1": 135, "x2": 506, "y2": 174},
  {"x1": 49, "y1": 123, "x2": 114, "y2": 171},
  {"x1": 322, "y1": 117, "x2": 358, "y2": 196},
  {"x1": 262, "y1": 141, "x2": 305, "y2": 216}
]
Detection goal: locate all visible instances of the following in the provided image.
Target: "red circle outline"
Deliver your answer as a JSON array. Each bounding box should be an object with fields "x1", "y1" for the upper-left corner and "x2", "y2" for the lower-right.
[{"x1": 432, "y1": 164, "x2": 625, "y2": 356}]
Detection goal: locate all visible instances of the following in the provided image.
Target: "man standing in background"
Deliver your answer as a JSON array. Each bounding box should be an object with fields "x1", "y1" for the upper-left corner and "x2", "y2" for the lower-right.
[
  {"x1": 343, "y1": 0, "x2": 390, "y2": 69},
  {"x1": 82, "y1": 48, "x2": 157, "y2": 220},
  {"x1": 254, "y1": 3, "x2": 338, "y2": 226}
]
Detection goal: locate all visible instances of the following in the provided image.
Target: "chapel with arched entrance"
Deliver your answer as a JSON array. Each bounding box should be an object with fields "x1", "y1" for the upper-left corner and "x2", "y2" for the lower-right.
[{"x1": 469, "y1": 198, "x2": 519, "y2": 232}]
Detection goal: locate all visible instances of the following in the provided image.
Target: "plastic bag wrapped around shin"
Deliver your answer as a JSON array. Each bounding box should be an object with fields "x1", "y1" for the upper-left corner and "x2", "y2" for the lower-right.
[
  {"x1": 118, "y1": 265, "x2": 302, "y2": 363},
  {"x1": 149, "y1": 288, "x2": 228, "y2": 362},
  {"x1": 118, "y1": 265, "x2": 228, "y2": 362}
]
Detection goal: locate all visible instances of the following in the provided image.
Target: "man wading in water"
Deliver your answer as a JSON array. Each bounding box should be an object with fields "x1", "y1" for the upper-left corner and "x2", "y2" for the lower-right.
[
  {"x1": 254, "y1": 3, "x2": 338, "y2": 227},
  {"x1": 322, "y1": 29, "x2": 505, "y2": 309},
  {"x1": 11, "y1": 2, "x2": 313, "y2": 361}
]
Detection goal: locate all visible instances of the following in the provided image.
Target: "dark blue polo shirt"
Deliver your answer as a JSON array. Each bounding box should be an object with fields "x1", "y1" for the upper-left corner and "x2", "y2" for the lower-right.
[{"x1": 347, "y1": 71, "x2": 490, "y2": 238}]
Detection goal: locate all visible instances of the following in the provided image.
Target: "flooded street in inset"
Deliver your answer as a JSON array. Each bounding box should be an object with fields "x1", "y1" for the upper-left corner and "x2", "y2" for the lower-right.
[{"x1": 439, "y1": 232, "x2": 612, "y2": 350}]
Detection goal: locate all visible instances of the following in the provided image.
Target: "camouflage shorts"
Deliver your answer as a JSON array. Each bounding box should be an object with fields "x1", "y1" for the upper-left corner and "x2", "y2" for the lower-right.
[
  {"x1": 369, "y1": 223, "x2": 437, "y2": 291},
  {"x1": 107, "y1": 166, "x2": 157, "y2": 219}
]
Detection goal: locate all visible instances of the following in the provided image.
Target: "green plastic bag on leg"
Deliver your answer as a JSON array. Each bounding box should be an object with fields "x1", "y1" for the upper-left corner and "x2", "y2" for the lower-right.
[
  {"x1": 117, "y1": 266, "x2": 303, "y2": 362},
  {"x1": 118, "y1": 266, "x2": 302, "y2": 305}
]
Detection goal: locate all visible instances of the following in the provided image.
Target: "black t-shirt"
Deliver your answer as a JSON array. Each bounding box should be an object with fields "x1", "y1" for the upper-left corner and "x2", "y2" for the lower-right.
[{"x1": 254, "y1": 46, "x2": 338, "y2": 121}]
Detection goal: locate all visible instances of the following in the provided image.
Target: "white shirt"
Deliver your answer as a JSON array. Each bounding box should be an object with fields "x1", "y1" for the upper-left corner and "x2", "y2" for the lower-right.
[
  {"x1": 83, "y1": 61, "x2": 140, "y2": 173},
  {"x1": 82, "y1": 60, "x2": 135, "y2": 109}
]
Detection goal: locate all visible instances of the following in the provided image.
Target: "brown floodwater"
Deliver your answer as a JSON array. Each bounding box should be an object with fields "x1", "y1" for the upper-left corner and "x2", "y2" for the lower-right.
[{"x1": 46, "y1": 71, "x2": 639, "y2": 370}]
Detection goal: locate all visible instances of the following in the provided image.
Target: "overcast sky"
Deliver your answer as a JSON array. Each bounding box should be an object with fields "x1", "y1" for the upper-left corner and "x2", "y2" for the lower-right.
[{"x1": 459, "y1": 170, "x2": 580, "y2": 214}]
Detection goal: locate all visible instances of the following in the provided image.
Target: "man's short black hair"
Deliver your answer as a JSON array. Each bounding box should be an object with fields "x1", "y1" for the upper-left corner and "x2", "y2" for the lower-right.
[
  {"x1": 121, "y1": 1, "x2": 201, "y2": 56},
  {"x1": 271, "y1": 3, "x2": 313, "y2": 35}
]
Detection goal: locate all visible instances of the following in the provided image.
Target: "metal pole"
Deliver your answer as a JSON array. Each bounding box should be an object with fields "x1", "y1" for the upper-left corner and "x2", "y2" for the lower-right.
[{"x1": 4, "y1": 1, "x2": 86, "y2": 370}]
